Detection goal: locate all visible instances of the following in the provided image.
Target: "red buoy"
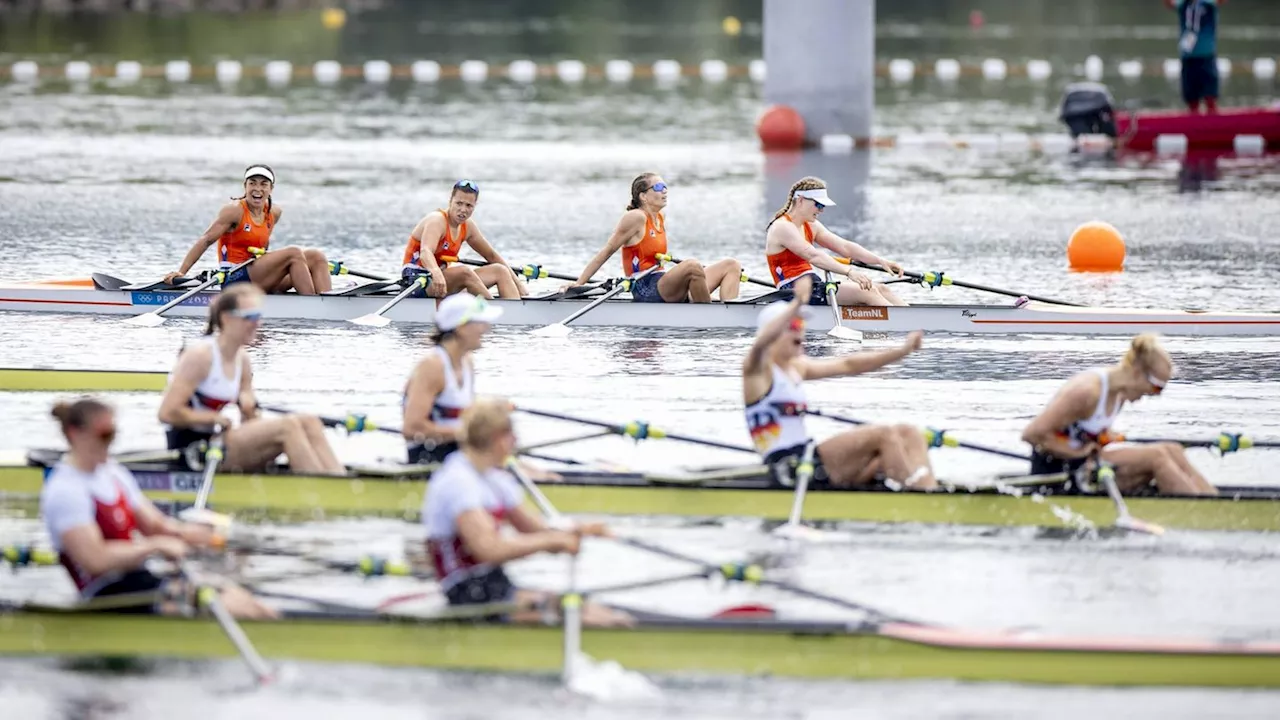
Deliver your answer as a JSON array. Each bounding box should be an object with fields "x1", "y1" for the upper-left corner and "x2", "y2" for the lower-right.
[{"x1": 756, "y1": 104, "x2": 806, "y2": 150}]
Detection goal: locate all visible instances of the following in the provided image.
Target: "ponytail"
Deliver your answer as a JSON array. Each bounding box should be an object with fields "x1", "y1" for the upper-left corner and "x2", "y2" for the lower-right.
[
  {"x1": 768, "y1": 176, "x2": 827, "y2": 229},
  {"x1": 626, "y1": 173, "x2": 658, "y2": 211},
  {"x1": 1122, "y1": 332, "x2": 1167, "y2": 371}
]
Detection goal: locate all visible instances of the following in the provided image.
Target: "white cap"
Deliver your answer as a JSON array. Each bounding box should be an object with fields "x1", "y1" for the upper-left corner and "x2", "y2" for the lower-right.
[
  {"x1": 436, "y1": 292, "x2": 503, "y2": 332},
  {"x1": 794, "y1": 187, "x2": 835, "y2": 207},
  {"x1": 756, "y1": 301, "x2": 808, "y2": 333},
  {"x1": 244, "y1": 166, "x2": 275, "y2": 183}
]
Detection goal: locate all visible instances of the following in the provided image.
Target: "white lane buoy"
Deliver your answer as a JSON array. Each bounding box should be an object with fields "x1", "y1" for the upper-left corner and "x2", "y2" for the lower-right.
[
  {"x1": 605, "y1": 59, "x2": 633, "y2": 84},
  {"x1": 314, "y1": 60, "x2": 342, "y2": 85},
  {"x1": 411, "y1": 60, "x2": 440, "y2": 84}
]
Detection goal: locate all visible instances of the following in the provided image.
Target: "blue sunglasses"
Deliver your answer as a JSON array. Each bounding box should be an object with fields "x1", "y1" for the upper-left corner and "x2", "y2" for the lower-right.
[
  {"x1": 454, "y1": 180, "x2": 480, "y2": 192},
  {"x1": 229, "y1": 309, "x2": 262, "y2": 322},
  {"x1": 647, "y1": 181, "x2": 668, "y2": 193}
]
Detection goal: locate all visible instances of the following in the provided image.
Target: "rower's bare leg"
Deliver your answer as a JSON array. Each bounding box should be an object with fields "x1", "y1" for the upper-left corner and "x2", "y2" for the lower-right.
[
  {"x1": 659, "y1": 259, "x2": 711, "y2": 303},
  {"x1": 249, "y1": 247, "x2": 316, "y2": 295},
  {"x1": 474, "y1": 264, "x2": 521, "y2": 299},
  {"x1": 219, "y1": 582, "x2": 280, "y2": 620},
  {"x1": 303, "y1": 248, "x2": 332, "y2": 293},
  {"x1": 835, "y1": 283, "x2": 904, "y2": 307},
  {"x1": 443, "y1": 266, "x2": 491, "y2": 298},
  {"x1": 1161, "y1": 443, "x2": 1217, "y2": 495},
  {"x1": 582, "y1": 600, "x2": 636, "y2": 628},
  {"x1": 702, "y1": 258, "x2": 743, "y2": 301},
  {"x1": 894, "y1": 424, "x2": 936, "y2": 489},
  {"x1": 1102, "y1": 445, "x2": 1196, "y2": 494},
  {"x1": 299, "y1": 415, "x2": 345, "y2": 474},
  {"x1": 875, "y1": 283, "x2": 909, "y2": 307},
  {"x1": 223, "y1": 416, "x2": 326, "y2": 473},
  {"x1": 816, "y1": 427, "x2": 900, "y2": 487}
]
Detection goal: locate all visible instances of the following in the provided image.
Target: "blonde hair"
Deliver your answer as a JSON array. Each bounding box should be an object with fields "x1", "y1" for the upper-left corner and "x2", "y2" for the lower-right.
[
  {"x1": 456, "y1": 397, "x2": 515, "y2": 451},
  {"x1": 769, "y1": 176, "x2": 827, "y2": 227},
  {"x1": 1122, "y1": 333, "x2": 1170, "y2": 372}
]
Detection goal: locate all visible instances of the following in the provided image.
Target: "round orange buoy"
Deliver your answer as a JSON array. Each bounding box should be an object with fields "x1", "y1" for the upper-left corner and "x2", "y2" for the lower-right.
[
  {"x1": 756, "y1": 105, "x2": 806, "y2": 151},
  {"x1": 1067, "y1": 221, "x2": 1126, "y2": 272}
]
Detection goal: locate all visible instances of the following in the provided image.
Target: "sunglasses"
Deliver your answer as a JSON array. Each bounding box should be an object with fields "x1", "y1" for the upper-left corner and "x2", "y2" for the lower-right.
[
  {"x1": 229, "y1": 308, "x2": 263, "y2": 322},
  {"x1": 454, "y1": 180, "x2": 480, "y2": 192},
  {"x1": 89, "y1": 425, "x2": 117, "y2": 444},
  {"x1": 647, "y1": 182, "x2": 668, "y2": 193},
  {"x1": 809, "y1": 197, "x2": 826, "y2": 210}
]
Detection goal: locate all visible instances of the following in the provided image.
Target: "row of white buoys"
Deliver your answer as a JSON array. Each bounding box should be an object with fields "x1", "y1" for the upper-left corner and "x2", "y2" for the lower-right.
[
  {"x1": 888, "y1": 132, "x2": 1074, "y2": 154},
  {"x1": 1154, "y1": 133, "x2": 1267, "y2": 157}
]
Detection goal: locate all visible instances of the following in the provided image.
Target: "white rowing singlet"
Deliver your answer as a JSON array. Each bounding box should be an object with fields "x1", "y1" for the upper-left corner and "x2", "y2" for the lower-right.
[
  {"x1": 422, "y1": 452, "x2": 524, "y2": 590},
  {"x1": 166, "y1": 336, "x2": 242, "y2": 433},
  {"x1": 745, "y1": 364, "x2": 811, "y2": 457},
  {"x1": 1064, "y1": 368, "x2": 1125, "y2": 446}
]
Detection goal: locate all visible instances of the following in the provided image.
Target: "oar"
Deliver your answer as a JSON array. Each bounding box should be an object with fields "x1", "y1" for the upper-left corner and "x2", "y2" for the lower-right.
[
  {"x1": 457, "y1": 257, "x2": 580, "y2": 283},
  {"x1": 124, "y1": 252, "x2": 260, "y2": 327},
  {"x1": 180, "y1": 561, "x2": 275, "y2": 684},
  {"x1": 178, "y1": 436, "x2": 233, "y2": 529},
  {"x1": 771, "y1": 440, "x2": 827, "y2": 542},
  {"x1": 1112, "y1": 432, "x2": 1280, "y2": 455},
  {"x1": 836, "y1": 258, "x2": 1083, "y2": 307},
  {"x1": 514, "y1": 405, "x2": 755, "y2": 454},
  {"x1": 328, "y1": 261, "x2": 392, "y2": 282},
  {"x1": 656, "y1": 254, "x2": 774, "y2": 289},
  {"x1": 805, "y1": 408, "x2": 1030, "y2": 461},
  {"x1": 1094, "y1": 462, "x2": 1165, "y2": 536},
  {"x1": 348, "y1": 275, "x2": 428, "y2": 327},
  {"x1": 822, "y1": 271, "x2": 863, "y2": 341},
  {"x1": 532, "y1": 264, "x2": 660, "y2": 337}
]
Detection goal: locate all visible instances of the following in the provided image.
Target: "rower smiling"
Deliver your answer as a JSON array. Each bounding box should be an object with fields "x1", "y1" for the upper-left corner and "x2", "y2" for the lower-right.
[
  {"x1": 743, "y1": 274, "x2": 936, "y2": 489},
  {"x1": 766, "y1": 177, "x2": 907, "y2": 306},
  {"x1": 159, "y1": 284, "x2": 345, "y2": 475},
  {"x1": 1022, "y1": 333, "x2": 1217, "y2": 496},
  {"x1": 41, "y1": 397, "x2": 275, "y2": 619},
  {"x1": 423, "y1": 398, "x2": 633, "y2": 627},
  {"x1": 568, "y1": 173, "x2": 742, "y2": 303},
  {"x1": 402, "y1": 180, "x2": 527, "y2": 300},
  {"x1": 165, "y1": 165, "x2": 333, "y2": 295}
]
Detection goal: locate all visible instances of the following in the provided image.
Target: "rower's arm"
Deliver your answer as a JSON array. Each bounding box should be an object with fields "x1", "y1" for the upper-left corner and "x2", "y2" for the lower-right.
[
  {"x1": 812, "y1": 223, "x2": 889, "y2": 268},
  {"x1": 456, "y1": 508, "x2": 567, "y2": 564},
  {"x1": 175, "y1": 203, "x2": 241, "y2": 276},
  {"x1": 797, "y1": 343, "x2": 913, "y2": 381},
  {"x1": 775, "y1": 225, "x2": 852, "y2": 276},
  {"x1": 1022, "y1": 380, "x2": 1100, "y2": 459},
  {"x1": 44, "y1": 484, "x2": 161, "y2": 577},
  {"x1": 401, "y1": 355, "x2": 457, "y2": 444},
  {"x1": 508, "y1": 505, "x2": 550, "y2": 533},
  {"x1": 743, "y1": 277, "x2": 810, "y2": 379},
  {"x1": 573, "y1": 211, "x2": 642, "y2": 284},
  {"x1": 157, "y1": 345, "x2": 224, "y2": 429},
  {"x1": 237, "y1": 353, "x2": 258, "y2": 422}
]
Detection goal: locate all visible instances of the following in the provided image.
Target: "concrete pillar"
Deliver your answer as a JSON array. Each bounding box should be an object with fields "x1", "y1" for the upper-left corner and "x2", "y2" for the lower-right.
[{"x1": 763, "y1": 0, "x2": 875, "y2": 145}]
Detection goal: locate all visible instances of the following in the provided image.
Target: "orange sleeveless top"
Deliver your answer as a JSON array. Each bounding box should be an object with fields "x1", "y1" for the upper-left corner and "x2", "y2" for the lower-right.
[
  {"x1": 403, "y1": 210, "x2": 468, "y2": 270},
  {"x1": 621, "y1": 211, "x2": 667, "y2": 277},
  {"x1": 766, "y1": 214, "x2": 816, "y2": 286},
  {"x1": 218, "y1": 201, "x2": 272, "y2": 266}
]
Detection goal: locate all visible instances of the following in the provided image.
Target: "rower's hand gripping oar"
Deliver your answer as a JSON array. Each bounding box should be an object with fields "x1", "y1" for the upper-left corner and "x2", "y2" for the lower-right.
[
  {"x1": 348, "y1": 275, "x2": 428, "y2": 327},
  {"x1": 124, "y1": 250, "x2": 262, "y2": 327},
  {"x1": 837, "y1": 257, "x2": 1082, "y2": 307},
  {"x1": 533, "y1": 264, "x2": 662, "y2": 337}
]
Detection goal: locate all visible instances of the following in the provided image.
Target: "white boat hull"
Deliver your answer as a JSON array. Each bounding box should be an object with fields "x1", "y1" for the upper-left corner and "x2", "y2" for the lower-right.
[{"x1": 1, "y1": 281, "x2": 1279, "y2": 336}]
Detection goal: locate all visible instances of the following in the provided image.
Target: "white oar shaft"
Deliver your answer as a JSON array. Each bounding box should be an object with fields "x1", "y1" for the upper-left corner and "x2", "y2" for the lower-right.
[
  {"x1": 783, "y1": 440, "x2": 818, "y2": 528},
  {"x1": 508, "y1": 459, "x2": 562, "y2": 521},
  {"x1": 191, "y1": 439, "x2": 224, "y2": 512},
  {"x1": 181, "y1": 562, "x2": 273, "y2": 684},
  {"x1": 558, "y1": 265, "x2": 659, "y2": 328},
  {"x1": 372, "y1": 276, "x2": 426, "y2": 317},
  {"x1": 562, "y1": 554, "x2": 582, "y2": 685}
]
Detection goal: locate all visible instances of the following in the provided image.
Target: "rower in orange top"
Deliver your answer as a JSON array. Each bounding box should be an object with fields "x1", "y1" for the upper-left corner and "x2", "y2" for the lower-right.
[
  {"x1": 1022, "y1": 333, "x2": 1217, "y2": 496},
  {"x1": 567, "y1": 173, "x2": 742, "y2": 303},
  {"x1": 164, "y1": 165, "x2": 333, "y2": 295},
  {"x1": 401, "y1": 180, "x2": 528, "y2": 300},
  {"x1": 765, "y1": 176, "x2": 908, "y2": 307}
]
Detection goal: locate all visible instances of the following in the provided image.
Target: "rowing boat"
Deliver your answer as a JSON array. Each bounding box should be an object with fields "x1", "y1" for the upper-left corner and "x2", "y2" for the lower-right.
[
  {"x1": 3, "y1": 450, "x2": 1277, "y2": 532},
  {"x1": 2, "y1": 276, "x2": 1279, "y2": 336},
  {"x1": 0, "y1": 367, "x2": 167, "y2": 392},
  {"x1": 0, "y1": 599, "x2": 1276, "y2": 687}
]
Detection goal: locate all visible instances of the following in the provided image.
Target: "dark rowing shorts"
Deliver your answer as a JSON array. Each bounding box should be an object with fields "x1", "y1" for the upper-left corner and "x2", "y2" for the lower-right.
[
  {"x1": 85, "y1": 570, "x2": 167, "y2": 614},
  {"x1": 166, "y1": 428, "x2": 214, "y2": 470},
  {"x1": 1029, "y1": 448, "x2": 1088, "y2": 477},
  {"x1": 445, "y1": 567, "x2": 516, "y2": 609},
  {"x1": 401, "y1": 267, "x2": 432, "y2": 299},
  {"x1": 628, "y1": 271, "x2": 667, "y2": 303},
  {"x1": 763, "y1": 442, "x2": 831, "y2": 488},
  {"x1": 1181, "y1": 56, "x2": 1219, "y2": 105},
  {"x1": 777, "y1": 275, "x2": 829, "y2": 306},
  {"x1": 220, "y1": 265, "x2": 252, "y2": 287},
  {"x1": 407, "y1": 440, "x2": 459, "y2": 466}
]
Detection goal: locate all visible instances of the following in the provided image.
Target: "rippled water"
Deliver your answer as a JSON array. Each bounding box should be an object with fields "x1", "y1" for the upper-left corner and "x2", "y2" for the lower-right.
[{"x1": 2, "y1": 50, "x2": 1280, "y2": 719}]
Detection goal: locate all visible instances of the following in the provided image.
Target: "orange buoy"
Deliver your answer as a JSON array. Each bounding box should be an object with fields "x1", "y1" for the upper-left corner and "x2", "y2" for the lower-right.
[
  {"x1": 1067, "y1": 221, "x2": 1126, "y2": 272},
  {"x1": 756, "y1": 105, "x2": 806, "y2": 151}
]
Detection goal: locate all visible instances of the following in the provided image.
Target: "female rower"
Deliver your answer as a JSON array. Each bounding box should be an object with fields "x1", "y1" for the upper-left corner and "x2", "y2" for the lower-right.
[
  {"x1": 41, "y1": 397, "x2": 276, "y2": 618},
  {"x1": 158, "y1": 284, "x2": 345, "y2": 475},
  {"x1": 423, "y1": 397, "x2": 633, "y2": 627},
  {"x1": 1022, "y1": 333, "x2": 1217, "y2": 496},
  {"x1": 163, "y1": 165, "x2": 333, "y2": 295},
  {"x1": 766, "y1": 176, "x2": 907, "y2": 307},
  {"x1": 567, "y1": 173, "x2": 742, "y2": 303},
  {"x1": 401, "y1": 180, "x2": 528, "y2": 300},
  {"x1": 743, "y1": 274, "x2": 936, "y2": 489}
]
